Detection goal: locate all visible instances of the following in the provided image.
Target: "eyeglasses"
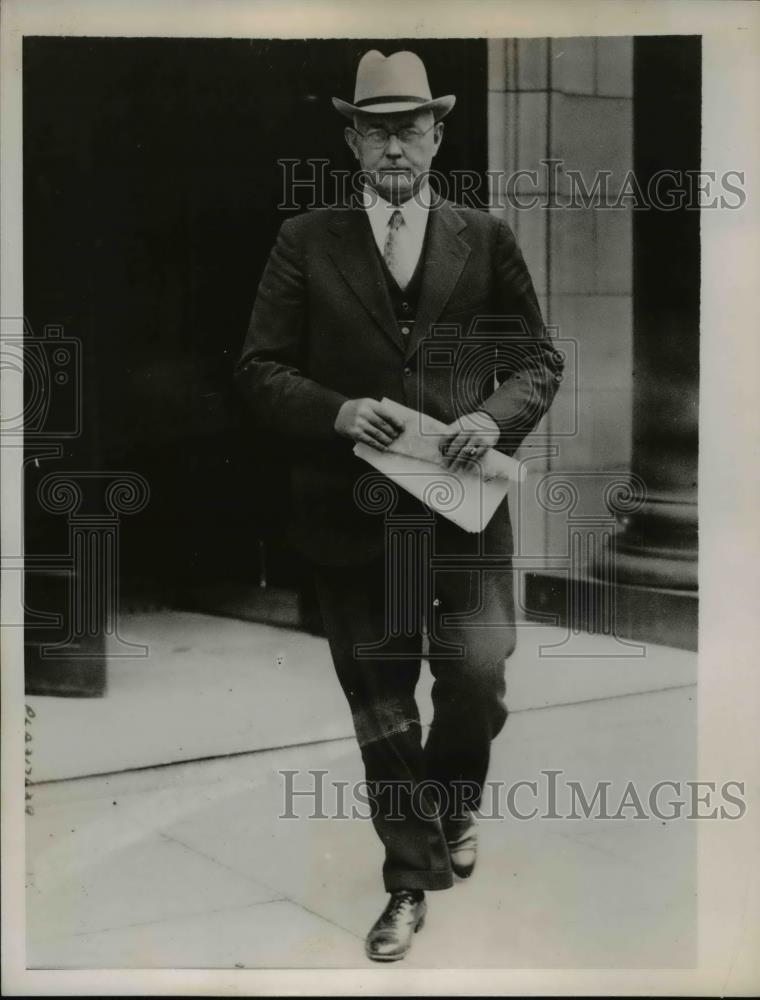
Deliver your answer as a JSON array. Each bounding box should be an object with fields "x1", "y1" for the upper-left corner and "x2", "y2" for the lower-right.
[{"x1": 350, "y1": 122, "x2": 437, "y2": 149}]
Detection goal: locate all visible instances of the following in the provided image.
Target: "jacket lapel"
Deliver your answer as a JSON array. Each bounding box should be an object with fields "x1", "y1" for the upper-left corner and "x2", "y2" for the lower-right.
[
  {"x1": 405, "y1": 200, "x2": 470, "y2": 362},
  {"x1": 327, "y1": 208, "x2": 405, "y2": 354},
  {"x1": 326, "y1": 199, "x2": 471, "y2": 359}
]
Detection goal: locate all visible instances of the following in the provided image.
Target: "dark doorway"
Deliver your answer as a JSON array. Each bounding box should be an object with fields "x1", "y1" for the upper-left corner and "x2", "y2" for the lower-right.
[{"x1": 23, "y1": 37, "x2": 488, "y2": 691}]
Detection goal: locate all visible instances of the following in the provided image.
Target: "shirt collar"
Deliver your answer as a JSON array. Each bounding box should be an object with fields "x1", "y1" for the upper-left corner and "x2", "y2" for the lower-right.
[{"x1": 362, "y1": 180, "x2": 431, "y2": 241}]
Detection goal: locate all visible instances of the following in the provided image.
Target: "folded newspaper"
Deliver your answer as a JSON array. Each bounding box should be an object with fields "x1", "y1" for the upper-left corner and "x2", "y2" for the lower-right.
[{"x1": 353, "y1": 398, "x2": 523, "y2": 533}]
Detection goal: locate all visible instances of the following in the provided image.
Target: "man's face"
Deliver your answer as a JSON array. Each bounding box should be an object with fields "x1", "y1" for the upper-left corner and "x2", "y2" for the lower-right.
[{"x1": 344, "y1": 108, "x2": 443, "y2": 203}]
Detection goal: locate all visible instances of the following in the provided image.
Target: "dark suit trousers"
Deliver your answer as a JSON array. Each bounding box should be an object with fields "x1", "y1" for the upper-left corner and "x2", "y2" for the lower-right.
[{"x1": 312, "y1": 544, "x2": 515, "y2": 892}]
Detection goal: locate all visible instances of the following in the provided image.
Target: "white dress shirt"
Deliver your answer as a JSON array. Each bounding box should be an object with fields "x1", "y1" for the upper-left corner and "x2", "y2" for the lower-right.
[{"x1": 362, "y1": 182, "x2": 431, "y2": 288}]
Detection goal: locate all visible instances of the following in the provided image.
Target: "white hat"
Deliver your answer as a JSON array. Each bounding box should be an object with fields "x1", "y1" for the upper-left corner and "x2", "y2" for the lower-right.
[{"x1": 332, "y1": 49, "x2": 456, "y2": 120}]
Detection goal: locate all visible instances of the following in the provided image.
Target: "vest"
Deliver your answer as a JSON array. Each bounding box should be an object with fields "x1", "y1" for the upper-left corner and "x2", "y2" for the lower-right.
[
  {"x1": 371, "y1": 221, "x2": 433, "y2": 520},
  {"x1": 374, "y1": 217, "x2": 431, "y2": 342}
]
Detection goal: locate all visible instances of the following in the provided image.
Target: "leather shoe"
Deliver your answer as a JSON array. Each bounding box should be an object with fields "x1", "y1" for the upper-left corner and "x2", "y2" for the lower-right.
[
  {"x1": 365, "y1": 890, "x2": 426, "y2": 962},
  {"x1": 446, "y1": 817, "x2": 478, "y2": 878}
]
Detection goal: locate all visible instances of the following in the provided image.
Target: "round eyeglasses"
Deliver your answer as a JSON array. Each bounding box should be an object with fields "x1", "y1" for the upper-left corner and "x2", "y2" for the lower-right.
[{"x1": 350, "y1": 122, "x2": 437, "y2": 149}]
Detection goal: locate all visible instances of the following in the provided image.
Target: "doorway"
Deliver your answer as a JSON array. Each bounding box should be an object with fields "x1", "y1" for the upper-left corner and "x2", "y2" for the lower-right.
[{"x1": 23, "y1": 37, "x2": 489, "y2": 691}]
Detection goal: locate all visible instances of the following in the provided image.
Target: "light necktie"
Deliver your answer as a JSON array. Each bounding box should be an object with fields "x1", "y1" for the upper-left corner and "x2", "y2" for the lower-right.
[{"x1": 383, "y1": 209, "x2": 408, "y2": 289}]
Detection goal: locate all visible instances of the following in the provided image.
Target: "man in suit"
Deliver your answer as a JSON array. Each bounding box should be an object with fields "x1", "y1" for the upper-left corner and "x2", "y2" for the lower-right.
[{"x1": 235, "y1": 49, "x2": 564, "y2": 961}]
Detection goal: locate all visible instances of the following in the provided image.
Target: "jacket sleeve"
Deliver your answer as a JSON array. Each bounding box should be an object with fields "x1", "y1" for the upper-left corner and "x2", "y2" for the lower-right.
[
  {"x1": 234, "y1": 216, "x2": 348, "y2": 442},
  {"x1": 477, "y1": 219, "x2": 564, "y2": 456}
]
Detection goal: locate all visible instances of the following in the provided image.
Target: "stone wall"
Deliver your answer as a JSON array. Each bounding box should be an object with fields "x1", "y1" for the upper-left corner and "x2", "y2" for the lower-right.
[{"x1": 487, "y1": 36, "x2": 634, "y2": 587}]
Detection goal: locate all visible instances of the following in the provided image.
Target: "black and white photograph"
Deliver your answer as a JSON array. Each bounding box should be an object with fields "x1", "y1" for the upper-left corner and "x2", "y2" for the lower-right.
[{"x1": 1, "y1": 0, "x2": 759, "y2": 994}]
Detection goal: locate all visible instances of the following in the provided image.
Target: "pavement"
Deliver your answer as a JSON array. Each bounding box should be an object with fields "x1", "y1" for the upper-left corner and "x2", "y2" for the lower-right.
[
  {"x1": 26, "y1": 613, "x2": 698, "y2": 969},
  {"x1": 26, "y1": 610, "x2": 697, "y2": 782}
]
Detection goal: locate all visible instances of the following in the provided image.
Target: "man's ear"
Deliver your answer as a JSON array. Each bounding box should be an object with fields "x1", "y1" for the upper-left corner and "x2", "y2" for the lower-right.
[
  {"x1": 431, "y1": 121, "x2": 444, "y2": 158},
  {"x1": 344, "y1": 126, "x2": 360, "y2": 160}
]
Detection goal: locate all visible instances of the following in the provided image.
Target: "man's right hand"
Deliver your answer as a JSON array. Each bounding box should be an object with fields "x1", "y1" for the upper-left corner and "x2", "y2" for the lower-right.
[{"x1": 334, "y1": 398, "x2": 405, "y2": 451}]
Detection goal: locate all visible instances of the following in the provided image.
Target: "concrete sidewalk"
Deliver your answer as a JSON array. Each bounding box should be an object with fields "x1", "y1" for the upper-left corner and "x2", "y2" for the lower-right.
[
  {"x1": 27, "y1": 672, "x2": 697, "y2": 968},
  {"x1": 26, "y1": 611, "x2": 697, "y2": 782}
]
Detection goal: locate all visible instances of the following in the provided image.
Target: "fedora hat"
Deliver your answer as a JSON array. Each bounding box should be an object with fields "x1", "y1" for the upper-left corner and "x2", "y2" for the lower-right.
[{"x1": 332, "y1": 49, "x2": 456, "y2": 120}]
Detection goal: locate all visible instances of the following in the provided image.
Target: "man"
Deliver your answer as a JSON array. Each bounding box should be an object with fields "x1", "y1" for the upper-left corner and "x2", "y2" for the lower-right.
[{"x1": 235, "y1": 49, "x2": 564, "y2": 962}]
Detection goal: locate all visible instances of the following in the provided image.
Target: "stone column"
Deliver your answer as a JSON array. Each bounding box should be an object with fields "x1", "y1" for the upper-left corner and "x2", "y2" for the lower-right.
[
  {"x1": 25, "y1": 471, "x2": 150, "y2": 697},
  {"x1": 610, "y1": 36, "x2": 700, "y2": 592},
  {"x1": 488, "y1": 35, "x2": 699, "y2": 648}
]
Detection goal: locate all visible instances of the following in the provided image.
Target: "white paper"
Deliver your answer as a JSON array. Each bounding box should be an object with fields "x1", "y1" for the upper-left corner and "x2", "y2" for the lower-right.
[{"x1": 353, "y1": 399, "x2": 523, "y2": 532}]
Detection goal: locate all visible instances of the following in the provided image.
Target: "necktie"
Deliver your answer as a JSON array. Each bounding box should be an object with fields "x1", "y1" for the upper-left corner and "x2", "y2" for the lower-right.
[{"x1": 383, "y1": 209, "x2": 408, "y2": 289}]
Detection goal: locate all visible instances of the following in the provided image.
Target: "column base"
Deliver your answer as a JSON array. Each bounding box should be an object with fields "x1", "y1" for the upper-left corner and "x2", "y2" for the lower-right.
[
  {"x1": 25, "y1": 643, "x2": 107, "y2": 698},
  {"x1": 25, "y1": 570, "x2": 107, "y2": 698},
  {"x1": 610, "y1": 496, "x2": 698, "y2": 591},
  {"x1": 613, "y1": 547, "x2": 698, "y2": 591},
  {"x1": 524, "y1": 570, "x2": 698, "y2": 652}
]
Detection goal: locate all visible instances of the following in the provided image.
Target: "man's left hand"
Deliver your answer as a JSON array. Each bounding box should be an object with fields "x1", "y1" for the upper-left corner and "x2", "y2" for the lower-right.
[{"x1": 439, "y1": 411, "x2": 501, "y2": 472}]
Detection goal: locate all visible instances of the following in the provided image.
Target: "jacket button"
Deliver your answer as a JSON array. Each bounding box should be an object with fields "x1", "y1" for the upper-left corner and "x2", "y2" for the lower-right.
[
  {"x1": 404, "y1": 366, "x2": 412, "y2": 376},
  {"x1": 401, "y1": 325, "x2": 410, "y2": 335},
  {"x1": 402, "y1": 301, "x2": 410, "y2": 312},
  {"x1": 554, "y1": 372, "x2": 563, "y2": 383},
  {"x1": 433, "y1": 597, "x2": 441, "y2": 607},
  {"x1": 552, "y1": 349, "x2": 565, "y2": 365}
]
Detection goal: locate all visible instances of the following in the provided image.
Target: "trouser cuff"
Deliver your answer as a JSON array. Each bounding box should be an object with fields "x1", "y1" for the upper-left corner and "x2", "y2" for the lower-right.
[
  {"x1": 443, "y1": 810, "x2": 476, "y2": 841},
  {"x1": 384, "y1": 868, "x2": 454, "y2": 892}
]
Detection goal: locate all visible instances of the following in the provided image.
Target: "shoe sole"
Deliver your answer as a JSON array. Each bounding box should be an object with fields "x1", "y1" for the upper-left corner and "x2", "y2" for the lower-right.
[
  {"x1": 450, "y1": 847, "x2": 477, "y2": 880},
  {"x1": 452, "y1": 866, "x2": 474, "y2": 879},
  {"x1": 447, "y1": 826, "x2": 477, "y2": 882},
  {"x1": 365, "y1": 912, "x2": 426, "y2": 962}
]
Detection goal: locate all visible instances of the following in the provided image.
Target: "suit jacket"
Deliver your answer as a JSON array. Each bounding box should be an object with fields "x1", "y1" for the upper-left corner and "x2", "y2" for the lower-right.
[{"x1": 235, "y1": 197, "x2": 564, "y2": 566}]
